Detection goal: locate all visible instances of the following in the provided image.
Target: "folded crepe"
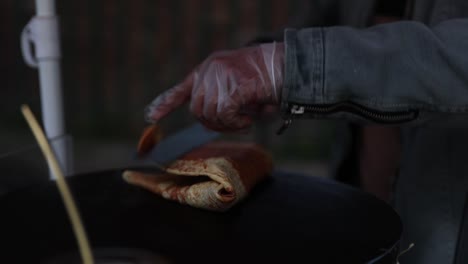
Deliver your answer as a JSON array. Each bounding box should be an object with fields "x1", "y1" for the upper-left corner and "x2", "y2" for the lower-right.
[{"x1": 123, "y1": 140, "x2": 273, "y2": 211}]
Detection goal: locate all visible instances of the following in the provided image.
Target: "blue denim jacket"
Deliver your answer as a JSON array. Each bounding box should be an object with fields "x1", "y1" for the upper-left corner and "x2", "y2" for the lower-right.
[
  {"x1": 282, "y1": 2, "x2": 468, "y2": 125},
  {"x1": 280, "y1": 1, "x2": 468, "y2": 263}
]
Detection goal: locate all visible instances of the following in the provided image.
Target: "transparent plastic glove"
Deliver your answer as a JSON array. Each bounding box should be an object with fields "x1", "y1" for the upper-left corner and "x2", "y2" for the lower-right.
[{"x1": 145, "y1": 42, "x2": 284, "y2": 132}]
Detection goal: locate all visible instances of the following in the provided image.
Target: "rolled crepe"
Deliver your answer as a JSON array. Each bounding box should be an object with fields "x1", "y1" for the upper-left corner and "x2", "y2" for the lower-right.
[{"x1": 123, "y1": 141, "x2": 273, "y2": 211}]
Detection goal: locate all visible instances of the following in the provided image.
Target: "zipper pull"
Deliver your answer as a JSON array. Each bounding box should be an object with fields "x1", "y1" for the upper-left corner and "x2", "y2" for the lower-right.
[
  {"x1": 291, "y1": 105, "x2": 305, "y2": 114},
  {"x1": 276, "y1": 105, "x2": 304, "y2": 135},
  {"x1": 276, "y1": 118, "x2": 292, "y2": 135}
]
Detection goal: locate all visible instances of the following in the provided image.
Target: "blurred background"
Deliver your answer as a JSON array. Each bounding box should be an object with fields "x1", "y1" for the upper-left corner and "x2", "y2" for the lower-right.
[{"x1": 0, "y1": 0, "x2": 336, "y2": 193}]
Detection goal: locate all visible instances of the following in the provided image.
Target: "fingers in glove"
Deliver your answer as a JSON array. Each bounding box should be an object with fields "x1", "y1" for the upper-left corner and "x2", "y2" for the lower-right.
[
  {"x1": 145, "y1": 73, "x2": 193, "y2": 123},
  {"x1": 218, "y1": 104, "x2": 253, "y2": 132}
]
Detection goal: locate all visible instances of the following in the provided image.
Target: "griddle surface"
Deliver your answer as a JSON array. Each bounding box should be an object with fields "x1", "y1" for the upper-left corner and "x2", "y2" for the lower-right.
[{"x1": 0, "y1": 169, "x2": 401, "y2": 263}]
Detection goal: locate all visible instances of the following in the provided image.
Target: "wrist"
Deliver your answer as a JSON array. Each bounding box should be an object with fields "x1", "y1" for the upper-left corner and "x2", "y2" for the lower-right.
[{"x1": 260, "y1": 42, "x2": 285, "y2": 103}]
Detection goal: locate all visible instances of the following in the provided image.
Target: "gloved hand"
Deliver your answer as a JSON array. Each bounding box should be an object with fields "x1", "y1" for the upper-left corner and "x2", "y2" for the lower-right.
[{"x1": 145, "y1": 42, "x2": 285, "y2": 132}]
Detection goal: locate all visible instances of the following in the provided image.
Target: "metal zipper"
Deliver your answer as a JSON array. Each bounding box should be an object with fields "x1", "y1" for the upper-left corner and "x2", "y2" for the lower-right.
[
  {"x1": 276, "y1": 105, "x2": 303, "y2": 135},
  {"x1": 276, "y1": 102, "x2": 418, "y2": 135}
]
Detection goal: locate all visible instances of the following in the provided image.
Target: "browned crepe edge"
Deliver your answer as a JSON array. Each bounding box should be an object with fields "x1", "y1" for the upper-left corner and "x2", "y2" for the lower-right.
[{"x1": 123, "y1": 141, "x2": 273, "y2": 211}]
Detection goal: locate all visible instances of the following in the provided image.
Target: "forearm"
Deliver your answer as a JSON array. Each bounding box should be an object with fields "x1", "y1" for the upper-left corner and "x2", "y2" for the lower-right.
[{"x1": 282, "y1": 19, "x2": 468, "y2": 124}]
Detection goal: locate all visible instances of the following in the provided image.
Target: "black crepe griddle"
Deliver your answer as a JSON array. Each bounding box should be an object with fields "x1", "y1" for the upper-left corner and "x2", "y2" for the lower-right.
[{"x1": 0, "y1": 169, "x2": 402, "y2": 263}]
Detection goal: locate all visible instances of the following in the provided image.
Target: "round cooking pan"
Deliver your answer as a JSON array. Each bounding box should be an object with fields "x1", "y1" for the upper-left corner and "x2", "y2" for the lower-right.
[{"x1": 0, "y1": 169, "x2": 401, "y2": 263}]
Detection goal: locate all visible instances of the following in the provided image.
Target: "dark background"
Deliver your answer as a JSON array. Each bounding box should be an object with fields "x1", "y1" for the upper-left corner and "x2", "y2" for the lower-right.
[{"x1": 0, "y1": 0, "x2": 335, "y2": 189}]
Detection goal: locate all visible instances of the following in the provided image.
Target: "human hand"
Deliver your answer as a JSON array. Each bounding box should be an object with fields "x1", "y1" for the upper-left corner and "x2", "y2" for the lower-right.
[{"x1": 145, "y1": 42, "x2": 284, "y2": 132}]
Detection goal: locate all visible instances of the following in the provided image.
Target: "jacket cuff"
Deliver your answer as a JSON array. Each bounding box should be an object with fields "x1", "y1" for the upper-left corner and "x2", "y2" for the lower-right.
[{"x1": 282, "y1": 28, "x2": 325, "y2": 113}]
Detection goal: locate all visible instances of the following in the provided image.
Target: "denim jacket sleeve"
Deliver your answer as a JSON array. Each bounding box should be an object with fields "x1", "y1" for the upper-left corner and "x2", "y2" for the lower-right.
[{"x1": 282, "y1": 19, "x2": 468, "y2": 125}]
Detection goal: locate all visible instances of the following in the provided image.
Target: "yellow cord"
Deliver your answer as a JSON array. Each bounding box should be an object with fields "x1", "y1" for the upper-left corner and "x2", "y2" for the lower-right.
[{"x1": 21, "y1": 105, "x2": 94, "y2": 264}]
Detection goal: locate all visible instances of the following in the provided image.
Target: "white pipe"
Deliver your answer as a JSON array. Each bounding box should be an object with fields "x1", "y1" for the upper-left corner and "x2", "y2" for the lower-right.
[
  {"x1": 36, "y1": 0, "x2": 55, "y2": 16},
  {"x1": 25, "y1": 0, "x2": 71, "y2": 177},
  {"x1": 38, "y1": 61, "x2": 69, "y2": 177}
]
